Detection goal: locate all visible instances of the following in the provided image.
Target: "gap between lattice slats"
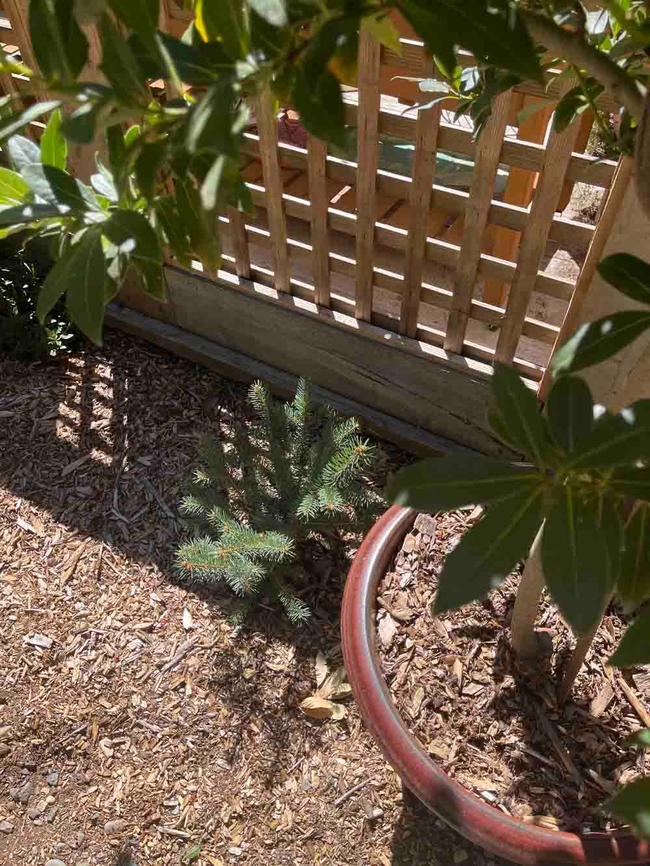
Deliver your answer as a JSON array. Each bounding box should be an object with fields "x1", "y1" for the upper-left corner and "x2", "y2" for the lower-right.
[
  {"x1": 308, "y1": 135, "x2": 330, "y2": 307},
  {"x1": 255, "y1": 87, "x2": 290, "y2": 294},
  {"x1": 495, "y1": 83, "x2": 584, "y2": 365},
  {"x1": 354, "y1": 28, "x2": 381, "y2": 322},
  {"x1": 400, "y1": 57, "x2": 441, "y2": 338},
  {"x1": 444, "y1": 90, "x2": 511, "y2": 354}
]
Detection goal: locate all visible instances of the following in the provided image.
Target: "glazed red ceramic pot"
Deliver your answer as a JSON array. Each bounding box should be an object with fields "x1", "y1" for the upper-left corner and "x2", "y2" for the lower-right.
[{"x1": 341, "y1": 505, "x2": 649, "y2": 866}]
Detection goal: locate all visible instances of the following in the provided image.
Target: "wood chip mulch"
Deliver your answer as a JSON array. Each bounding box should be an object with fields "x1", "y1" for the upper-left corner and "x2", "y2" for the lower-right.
[
  {"x1": 377, "y1": 511, "x2": 650, "y2": 835},
  {"x1": 1, "y1": 331, "x2": 511, "y2": 866}
]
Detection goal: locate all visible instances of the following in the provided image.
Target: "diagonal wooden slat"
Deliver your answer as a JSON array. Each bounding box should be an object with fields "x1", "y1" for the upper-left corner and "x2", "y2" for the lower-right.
[
  {"x1": 400, "y1": 62, "x2": 442, "y2": 338},
  {"x1": 495, "y1": 91, "x2": 584, "y2": 364},
  {"x1": 354, "y1": 27, "x2": 381, "y2": 322},
  {"x1": 308, "y1": 135, "x2": 330, "y2": 307},
  {"x1": 444, "y1": 91, "x2": 511, "y2": 354},
  {"x1": 255, "y1": 87, "x2": 290, "y2": 294}
]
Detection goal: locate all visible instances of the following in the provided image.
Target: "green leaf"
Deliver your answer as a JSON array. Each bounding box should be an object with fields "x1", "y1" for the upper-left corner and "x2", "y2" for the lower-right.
[
  {"x1": 542, "y1": 488, "x2": 613, "y2": 634},
  {"x1": 610, "y1": 605, "x2": 650, "y2": 667},
  {"x1": 0, "y1": 201, "x2": 71, "y2": 226},
  {"x1": 90, "y1": 171, "x2": 117, "y2": 201},
  {"x1": 65, "y1": 229, "x2": 108, "y2": 343},
  {"x1": 154, "y1": 196, "x2": 192, "y2": 266},
  {"x1": 40, "y1": 108, "x2": 68, "y2": 170},
  {"x1": 29, "y1": 0, "x2": 88, "y2": 82},
  {"x1": 106, "y1": 123, "x2": 127, "y2": 197},
  {"x1": 606, "y1": 776, "x2": 650, "y2": 837},
  {"x1": 21, "y1": 163, "x2": 90, "y2": 212},
  {"x1": 292, "y1": 66, "x2": 346, "y2": 148},
  {"x1": 134, "y1": 141, "x2": 166, "y2": 200},
  {"x1": 546, "y1": 375, "x2": 594, "y2": 453},
  {"x1": 6, "y1": 135, "x2": 40, "y2": 172},
  {"x1": 0, "y1": 167, "x2": 29, "y2": 205},
  {"x1": 598, "y1": 253, "x2": 650, "y2": 306},
  {"x1": 186, "y1": 79, "x2": 248, "y2": 157},
  {"x1": 0, "y1": 100, "x2": 61, "y2": 142},
  {"x1": 124, "y1": 124, "x2": 141, "y2": 148},
  {"x1": 175, "y1": 178, "x2": 220, "y2": 269},
  {"x1": 565, "y1": 399, "x2": 650, "y2": 469},
  {"x1": 551, "y1": 312, "x2": 650, "y2": 375},
  {"x1": 387, "y1": 456, "x2": 542, "y2": 512},
  {"x1": 183, "y1": 844, "x2": 201, "y2": 863},
  {"x1": 103, "y1": 210, "x2": 165, "y2": 300},
  {"x1": 36, "y1": 227, "x2": 107, "y2": 343},
  {"x1": 626, "y1": 729, "x2": 650, "y2": 749},
  {"x1": 491, "y1": 362, "x2": 551, "y2": 466},
  {"x1": 61, "y1": 101, "x2": 102, "y2": 144},
  {"x1": 157, "y1": 31, "x2": 232, "y2": 84},
  {"x1": 200, "y1": 154, "x2": 226, "y2": 211},
  {"x1": 107, "y1": 0, "x2": 159, "y2": 38},
  {"x1": 195, "y1": 0, "x2": 248, "y2": 60},
  {"x1": 618, "y1": 505, "x2": 650, "y2": 613},
  {"x1": 399, "y1": 0, "x2": 541, "y2": 81},
  {"x1": 248, "y1": 0, "x2": 286, "y2": 27},
  {"x1": 434, "y1": 486, "x2": 544, "y2": 614},
  {"x1": 99, "y1": 12, "x2": 149, "y2": 99}
]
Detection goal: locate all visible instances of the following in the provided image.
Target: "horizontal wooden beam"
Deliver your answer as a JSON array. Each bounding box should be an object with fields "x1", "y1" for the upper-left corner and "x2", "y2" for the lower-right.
[
  {"x1": 241, "y1": 134, "x2": 594, "y2": 253},
  {"x1": 116, "y1": 265, "x2": 517, "y2": 455},
  {"x1": 105, "y1": 303, "x2": 482, "y2": 457}
]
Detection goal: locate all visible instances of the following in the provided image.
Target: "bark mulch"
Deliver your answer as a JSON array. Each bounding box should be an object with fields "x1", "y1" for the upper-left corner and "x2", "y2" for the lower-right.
[
  {"x1": 1, "y1": 331, "x2": 510, "y2": 866},
  {"x1": 377, "y1": 511, "x2": 649, "y2": 835}
]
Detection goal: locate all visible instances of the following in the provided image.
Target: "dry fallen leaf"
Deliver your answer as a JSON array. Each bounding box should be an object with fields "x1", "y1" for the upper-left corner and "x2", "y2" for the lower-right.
[
  {"x1": 182, "y1": 608, "x2": 193, "y2": 631},
  {"x1": 318, "y1": 666, "x2": 348, "y2": 699},
  {"x1": 300, "y1": 696, "x2": 347, "y2": 720},
  {"x1": 60, "y1": 452, "x2": 91, "y2": 478},
  {"x1": 315, "y1": 651, "x2": 328, "y2": 687},
  {"x1": 378, "y1": 614, "x2": 397, "y2": 649}
]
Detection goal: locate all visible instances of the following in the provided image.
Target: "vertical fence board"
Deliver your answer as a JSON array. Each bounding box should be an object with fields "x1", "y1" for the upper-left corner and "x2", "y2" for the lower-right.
[
  {"x1": 538, "y1": 156, "x2": 634, "y2": 399},
  {"x1": 354, "y1": 28, "x2": 381, "y2": 322},
  {"x1": 256, "y1": 87, "x2": 291, "y2": 294},
  {"x1": 4, "y1": 0, "x2": 37, "y2": 71},
  {"x1": 308, "y1": 135, "x2": 331, "y2": 307},
  {"x1": 228, "y1": 207, "x2": 251, "y2": 279},
  {"x1": 444, "y1": 91, "x2": 511, "y2": 354},
  {"x1": 496, "y1": 98, "x2": 583, "y2": 364},
  {"x1": 400, "y1": 64, "x2": 441, "y2": 338}
]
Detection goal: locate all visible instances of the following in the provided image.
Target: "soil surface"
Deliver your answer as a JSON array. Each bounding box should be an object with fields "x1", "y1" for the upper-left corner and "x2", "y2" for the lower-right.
[
  {"x1": 376, "y1": 511, "x2": 649, "y2": 834},
  {"x1": 1, "y1": 332, "x2": 513, "y2": 866}
]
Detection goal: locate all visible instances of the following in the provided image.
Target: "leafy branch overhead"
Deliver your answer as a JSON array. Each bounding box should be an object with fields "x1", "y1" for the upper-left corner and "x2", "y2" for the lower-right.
[{"x1": 2, "y1": 0, "x2": 649, "y2": 341}]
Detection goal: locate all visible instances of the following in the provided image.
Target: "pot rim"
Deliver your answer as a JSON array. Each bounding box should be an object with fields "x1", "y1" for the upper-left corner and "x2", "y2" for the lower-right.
[{"x1": 341, "y1": 504, "x2": 649, "y2": 866}]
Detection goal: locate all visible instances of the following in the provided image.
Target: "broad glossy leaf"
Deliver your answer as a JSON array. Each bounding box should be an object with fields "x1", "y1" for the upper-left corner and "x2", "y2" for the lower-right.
[
  {"x1": 250, "y1": 8, "x2": 289, "y2": 60},
  {"x1": 74, "y1": 0, "x2": 108, "y2": 23},
  {"x1": 99, "y1": 13, "x2": 149, "y2": 99},
  {"x1": 37, "y1": 228, "x2": 106, "y2": 340},
  {"x1": 6, "y1": 135, "x2": 40, "y2": 172},
  {"x1": 195, "y1": 0, "x2": 248, "y2": 60},
  {"x1": 627, "y1": 729, "x2": 650, "y2": 749},
  {"x1": 292, "y1": 67, "x2": 346, "y2": 148},
  {"x1": 103, "y1": 209, "x2": 166, "y2": 300},
  {"x1": 399, "y1": 0, "x2": 541, "y2": 81},
  {"x1": 29, "y1": 0, "x2": 88, "y2": 82},
  {"x1": 107, "y1": 0, "x2": 159, "y2": 38},
  {"x1": 186, "y1": 79, "x2": 247, "y2": 157},
  {"x1": 248, "y1": 0, "x2": 286, "y2": 27},
  {"x1": 157, "y1": 32, "x2": 232, "y2": 84},
  {"x1": 546, "y1": 375, "x2": 594, "y2": 453},
  {"x1": 491, "y1": 362, "x2": 552, "y2": 467},
  {"x1": 618, "y1": 505, "x2": 650, "y2": 612},
  {"x1": 434, "y1": 486, "x2": 544, "y2": 614},
  {"x1": 200, "y1": 154, "x2": 226, "y2": 211},
  {"x1": 21, "y1": 163, "x2": 90, "y2": 212},
  {"x1": 61, "y1": 102, "x2": 102, "y2": 144},
  {"x1": 610, "y1": 605, "x2": 650, "y2": 667},
  {"x1": 0, "y1": 101, "x2": 61, "y2": 142},
  {"x1": 542, "y1": 488, "x2": 612, "y2": 634},
  {"x1": 40, "y1": 108, "x2": 67, "y2": 171},
  {"x1": 565, "y1": 399, "x2": 650, "y2": 469},
  {"x1": 134, "y1": 141, "x2": 166, "y2": 200},
  {"x1": 154, "y1": 195, "x2": 192, "y2": 267},
  {"x1": 124, "y1": 124, "x2": 141, "y2": 149},
  {"x1": 387, "y1": 456, "x2": 542, "y2": 512},
  {"x1": 0, "y1": 201, "x2": 71, "y2": 226},
  {"x1": 611, "y1": 467, "x2": 650, "y2": 503},
  {"x1": 607, "y1": 777, "x2": 650, "y2": 837},
  {"x1": 64, "y1": 230, "x2": 108, "y2": 343},
  {"x1": 175, "y1": 178, "x2": 220, "y2": 269},
  {"x1": 0, "y1": 167, "x2": 29, "y2": 205},
  {"x1": 552, "y1": 312, "x2": 650, "y2": 375},
  {"x1": 90, "y1": 172, "x2": 117, "y2": 202},
  {"x1": 598, "y1": 253, "x2": 650, "y2": 306}
]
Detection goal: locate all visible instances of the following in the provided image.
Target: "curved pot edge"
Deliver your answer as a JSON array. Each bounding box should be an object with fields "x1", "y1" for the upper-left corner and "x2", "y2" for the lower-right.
[{"x1": 341, "y1": 505, "x2": 649, "y2": 866}]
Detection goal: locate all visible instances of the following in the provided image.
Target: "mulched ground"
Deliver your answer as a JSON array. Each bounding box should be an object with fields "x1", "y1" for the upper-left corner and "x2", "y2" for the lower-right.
[
  {"x1": 377, "y1": 512, "x2": 650, "y2": 835},
  {"x1": 1, "y1": 331, "x2": 513, "y2": 866}
]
